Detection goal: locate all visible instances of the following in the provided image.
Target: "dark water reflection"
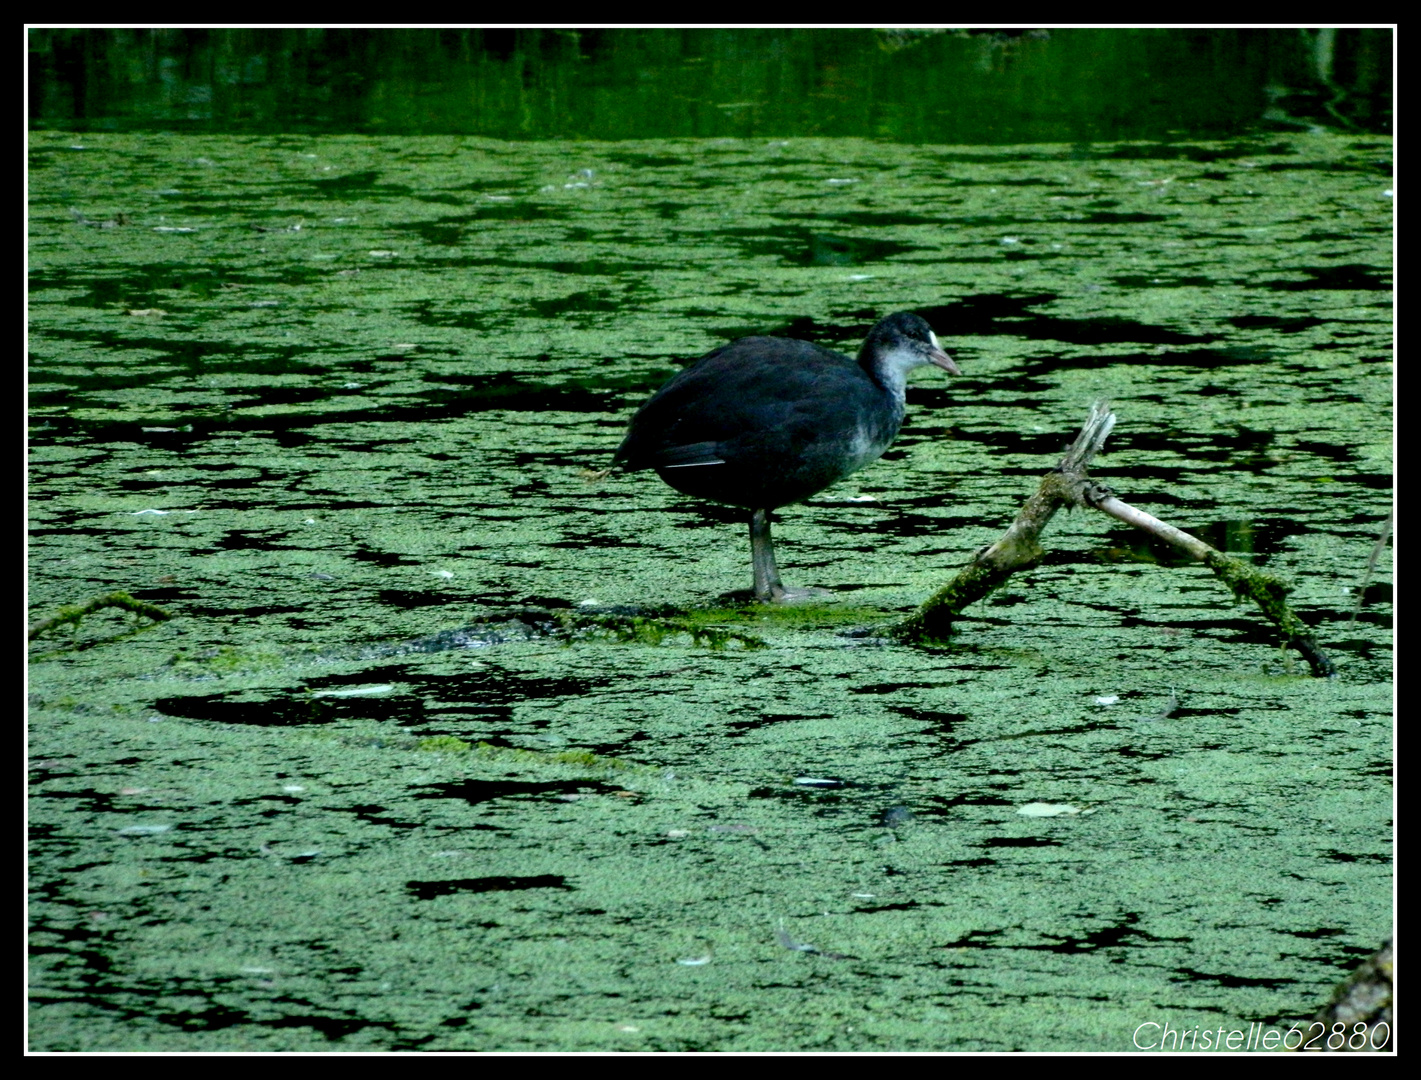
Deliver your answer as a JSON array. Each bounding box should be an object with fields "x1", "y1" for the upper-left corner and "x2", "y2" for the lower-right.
[{"x1": 29, "y1": 27, "x2": 1391, "y2": 142}]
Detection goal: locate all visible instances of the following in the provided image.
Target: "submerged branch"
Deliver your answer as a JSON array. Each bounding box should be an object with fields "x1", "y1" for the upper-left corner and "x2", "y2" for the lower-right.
[
  {"x1": 895, "y1": 401, "x2": 1335, "y2": 677},
  {"x1": 28, "y1": 591, "x2": 172, "y2": 642}
]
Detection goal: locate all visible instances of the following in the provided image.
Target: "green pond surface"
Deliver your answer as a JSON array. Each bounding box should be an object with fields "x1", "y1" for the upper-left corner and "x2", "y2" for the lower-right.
[{"x1": 28, "y1": 131, "x2": 1392, "y2": 1051}]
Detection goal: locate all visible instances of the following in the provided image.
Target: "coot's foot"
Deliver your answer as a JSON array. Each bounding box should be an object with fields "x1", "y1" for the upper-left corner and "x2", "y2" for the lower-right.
[{"x1": 762, "y1": 584, "x2": 833, "y2": 603}]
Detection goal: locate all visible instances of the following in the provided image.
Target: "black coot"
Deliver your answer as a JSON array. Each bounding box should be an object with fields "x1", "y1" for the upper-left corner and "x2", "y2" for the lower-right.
[{"x1": 614, "y1": 312, "x2": 959, "y2": 601}]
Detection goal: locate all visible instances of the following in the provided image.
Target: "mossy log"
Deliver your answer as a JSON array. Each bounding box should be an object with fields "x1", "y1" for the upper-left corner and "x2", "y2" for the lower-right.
[{"x1": 28, "y1": 591, "x2": 172, "y2": 642}]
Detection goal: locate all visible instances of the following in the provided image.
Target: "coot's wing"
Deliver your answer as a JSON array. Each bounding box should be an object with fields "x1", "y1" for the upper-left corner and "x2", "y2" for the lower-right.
[{"x1": 614, "y1": 338, "x2": 866, "y2": 471}]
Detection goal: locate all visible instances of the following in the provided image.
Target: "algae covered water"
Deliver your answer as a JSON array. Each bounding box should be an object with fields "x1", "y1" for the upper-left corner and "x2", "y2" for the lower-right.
[{"x1": 28, "y1": 129, "x2": 1391, "y2": 1050}]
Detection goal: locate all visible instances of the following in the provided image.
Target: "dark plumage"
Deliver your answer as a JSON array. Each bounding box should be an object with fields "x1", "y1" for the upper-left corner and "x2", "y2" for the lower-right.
[{"x1": 614, "y1": 312, "x2": 959, "y2": 601}]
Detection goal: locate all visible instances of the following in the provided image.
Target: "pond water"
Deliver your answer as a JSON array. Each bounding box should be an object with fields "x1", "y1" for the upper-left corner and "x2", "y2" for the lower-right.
[{"x1": 28, "y1": 129, "x2": 1391, "y2": 1051}]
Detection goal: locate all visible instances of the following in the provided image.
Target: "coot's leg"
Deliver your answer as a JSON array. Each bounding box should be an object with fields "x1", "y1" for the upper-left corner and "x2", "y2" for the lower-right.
[
  {"x1": 750, "y1": 508, "x2": 830, "y2": 602},
  {"x1": 750, "y1": 508, "x2": 783, "y2": 601}
]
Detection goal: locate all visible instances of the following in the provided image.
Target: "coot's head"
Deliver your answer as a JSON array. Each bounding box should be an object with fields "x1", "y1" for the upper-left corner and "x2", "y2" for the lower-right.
[{"x1": 858, "y1": 313, "x2": 961, "y2": 386}]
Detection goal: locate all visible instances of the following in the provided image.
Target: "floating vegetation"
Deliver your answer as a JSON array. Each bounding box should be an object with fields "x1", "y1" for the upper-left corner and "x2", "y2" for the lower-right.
[
  {"x1": 382, "y1": 607, "x2": 766, "y2": 655},
  {"x1": 164, "y1": 645, "x2": 285, "y2": 674},
  {"x1": 382, "y1": 612, "x2": 560, "y2": 654},
  {"x1": 415, "y1": 736, "x2": 638, "y2": 773},
  {"x1": 574, "y1": 611, "x2": 765, "y2": 650},
  {"x1": 26, "y1": 126, "x2": 1390, "y2": 1052},
  {"x1": 415, "y1": 735, "x2": 473, "y2": 754}
]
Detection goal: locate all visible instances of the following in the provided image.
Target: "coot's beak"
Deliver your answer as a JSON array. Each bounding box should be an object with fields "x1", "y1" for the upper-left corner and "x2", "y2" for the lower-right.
[{"x1": 925, "y1": 333, "x2": 960, "y2": 376}]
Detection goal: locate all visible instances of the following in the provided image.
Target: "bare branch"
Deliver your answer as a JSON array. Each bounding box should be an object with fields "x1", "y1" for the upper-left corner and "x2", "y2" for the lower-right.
[{"x1": 895, "y1": 401, "x2": 1336, "y2": 677}]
